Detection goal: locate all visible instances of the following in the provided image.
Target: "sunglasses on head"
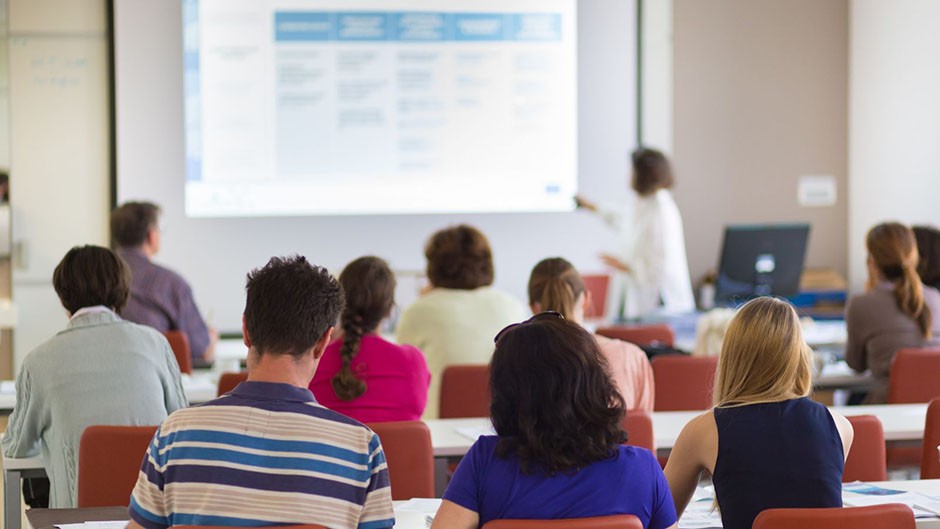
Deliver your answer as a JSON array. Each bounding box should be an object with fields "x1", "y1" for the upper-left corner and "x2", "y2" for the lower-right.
[{"x1": 493, "y1": 311, "x2": 564, "y2": 344}]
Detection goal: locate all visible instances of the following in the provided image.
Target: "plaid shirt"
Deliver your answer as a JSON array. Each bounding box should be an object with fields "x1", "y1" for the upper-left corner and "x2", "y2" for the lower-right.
[{"x1": 117, "y1": 248, "x2": 210, "y2": 361}]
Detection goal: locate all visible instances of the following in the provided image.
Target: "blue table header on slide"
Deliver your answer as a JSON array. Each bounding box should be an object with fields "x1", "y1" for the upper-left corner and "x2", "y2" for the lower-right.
[{"x1": 274, "y1": 12, "x2": 562, "y2": 42}]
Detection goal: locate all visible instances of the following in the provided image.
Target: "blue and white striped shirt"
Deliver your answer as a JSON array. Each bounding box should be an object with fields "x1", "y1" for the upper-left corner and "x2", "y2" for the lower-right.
[{"x1": 129, "y1": 381, "x2": 395, "y2": 529}]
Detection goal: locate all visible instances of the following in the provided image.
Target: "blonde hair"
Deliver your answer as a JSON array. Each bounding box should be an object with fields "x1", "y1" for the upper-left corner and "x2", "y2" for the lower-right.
[
  {"x1": 867, "y1": 222, "x2": 932, "y2": 339},
  {"x1": 713, "y1": 297, "x2": 812, "y2": 407},
  {"x1": 527, "y1": 258, "x2": 585, "y2": 320}
]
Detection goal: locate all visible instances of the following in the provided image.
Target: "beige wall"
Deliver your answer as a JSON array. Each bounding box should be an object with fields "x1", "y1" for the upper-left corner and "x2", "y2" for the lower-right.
[{"x1": 672, "y1": 0, "x2": 849, "y2": 287}]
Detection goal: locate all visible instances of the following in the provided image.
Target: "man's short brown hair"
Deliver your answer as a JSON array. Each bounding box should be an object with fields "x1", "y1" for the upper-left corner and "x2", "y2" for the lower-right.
[
  {"x1": 53, "y1": 245, "x2": 131, "y2": 314},
  {"x1": 631, "y1": 148, "x2": 674, "y2": 196},
  {"x1": 244, "y1": 255, "x2": 344, "y2": 358},
  {"x1": 111, "y1": 202, "x2": 160, "y2": 248},
  {"x1": 425, "y1": 225, "x2": 494, "y2": 290}
]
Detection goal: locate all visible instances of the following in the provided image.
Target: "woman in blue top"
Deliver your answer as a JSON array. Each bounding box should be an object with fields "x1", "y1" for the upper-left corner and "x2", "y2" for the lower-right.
[
  {"x1": 664, "y1": 297, "x2": 854, "y2": 529},
  {"x1": 432, "y1": 313, "x2": 677, "y2": 529}
]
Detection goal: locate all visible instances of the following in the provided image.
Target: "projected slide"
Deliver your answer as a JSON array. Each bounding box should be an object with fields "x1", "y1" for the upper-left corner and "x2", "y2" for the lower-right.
[{"x1": 182, "y1": 0, "x2": 577, "y2": 217}]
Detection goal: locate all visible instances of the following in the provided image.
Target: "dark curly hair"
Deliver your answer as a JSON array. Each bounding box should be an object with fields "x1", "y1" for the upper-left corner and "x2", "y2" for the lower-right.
[
  {"x1": 332, "y1": 256, "x2": 396, "y2": 401},
  {"x1": 244, "y1": 255, "x2": 344, "y2": 359},
  {"x1": 425, "y1": 225, "x2": 494, "y2": 290},
  {"x1": 631, "y1": 147, "x2": 674, "y2": 196},
  {"x1": 490, "y1": 315, "x2": 627, "y2": 474}
]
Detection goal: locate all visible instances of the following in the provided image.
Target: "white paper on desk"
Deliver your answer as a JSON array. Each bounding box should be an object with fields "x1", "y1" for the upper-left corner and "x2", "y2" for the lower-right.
[
  {"x1": 56, "y1": 521, "x2": 129, "y2": 529},
  {"x1": 0, "y1": 380, "x2": 14, "y2": 394},
  {"x1": 456, "y1": 426, "x2": 495, "y2": 441},
  {"x1": 679, "y1": 499, "x2": 722, "y2": 529},
  {"x1": 843, "y1": 491, "x2": 939, "y2": 518},
  {"x1": 397, "y1": 498, "x2": 442, "y2": 515}
]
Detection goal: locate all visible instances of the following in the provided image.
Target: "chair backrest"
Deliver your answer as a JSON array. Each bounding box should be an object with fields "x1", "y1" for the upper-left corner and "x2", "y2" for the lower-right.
[
  {"x1": 888, "y1": 348, "x2": 940, "y2": 403},
  {"x1": 581, "y1": 274, "x2": 610, "y2": 320},
  {"x1": 650, "y1": 355, "x2": 718, "y2": 411},
  {"x1": 368, "y1": 421, "x2": 434, "y2": 500},
  {"x1": 217, "y1": 371, "x2": 249, "y2": 396},
  {"x1": 922, "y1": 398, "x2": 940, "y2": 479},
  {"x1": 440, "y1": 364, "x2": 491, "y2": 418},
  {"x1": 77, "y1": 425, "x2": 159, "y2": 507},
  {"x1": 843, "y1": 415, "x2": 887, "y2": 482},
  {"x1": 483, "y1": 515, "x2": 642, "y2": 529},
  {"x1": 163, "y1": 330, "x2": 193, "y2": 374},
  {"x1": 752, "y1": 503, "x2": 915, "y2": 529},
  {"x1": 595, "y1": 324, "x2": 674, "y2": 348},
  {"x1": 622, "y1": 410, "x2": 654, "y2": 452}
]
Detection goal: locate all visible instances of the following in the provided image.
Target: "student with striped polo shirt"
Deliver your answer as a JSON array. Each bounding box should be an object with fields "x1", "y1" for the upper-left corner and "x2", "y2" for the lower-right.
[{"x1": 128, "y1": 256, "x2": 395, "y2": 529}]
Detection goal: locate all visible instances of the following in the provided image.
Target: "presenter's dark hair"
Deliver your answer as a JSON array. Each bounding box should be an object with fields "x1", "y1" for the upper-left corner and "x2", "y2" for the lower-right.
[
  {"x1": 490, "y1": 315, "x2": 627, "y2": 474},
  {"x1": 244, "y1": 255, "x2": 344, "y2": 358},
  {"x1": 425, "y1": 224, "x2": 494, "y2": 289},
  {"x1": 332, "y1": 256, "x2": 396, "y2": 401},
  {"x1": 110, "y1": 201, "x2": 161, "y2": 248},
  {"x1": 631, "y1": 147, "x2": 674, "y2": 196},
  {"x1": 914, "y1": 226, "x2": 940, "y2": 289},
  {"x1": 53, "y1": 245, "x2": 131, "y2": 314}
]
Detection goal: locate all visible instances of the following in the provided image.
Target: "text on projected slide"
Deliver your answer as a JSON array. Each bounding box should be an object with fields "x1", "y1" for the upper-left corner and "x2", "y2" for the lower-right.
[{"x1": 183, "y1": 0, "x2": 577, "y2": 217}]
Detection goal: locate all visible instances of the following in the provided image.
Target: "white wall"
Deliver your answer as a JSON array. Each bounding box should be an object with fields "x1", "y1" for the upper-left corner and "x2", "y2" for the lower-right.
[
  {"x1": 8, "y1": 0, "x2": 110, "y2": 367},
  {"x1": 848, "y1": 0, "x2": 940, "y2": 291},
  {"x1": 114, "y1": 0, "x2": 639, "y2": 332}
]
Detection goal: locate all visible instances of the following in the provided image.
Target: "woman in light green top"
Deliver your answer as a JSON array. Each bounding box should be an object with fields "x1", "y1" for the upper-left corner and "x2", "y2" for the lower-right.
[{"x1": 2, "y1": 246, "x2": 188, "y2": 508}]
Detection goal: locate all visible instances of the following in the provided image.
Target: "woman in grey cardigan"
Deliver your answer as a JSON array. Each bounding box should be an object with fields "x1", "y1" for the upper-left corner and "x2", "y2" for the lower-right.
[{"x1": 2, "y1": 245, "x2": 188, "y2": 508}]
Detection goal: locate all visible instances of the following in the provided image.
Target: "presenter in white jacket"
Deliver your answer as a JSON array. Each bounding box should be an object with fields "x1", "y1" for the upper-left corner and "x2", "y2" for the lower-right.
[{"x1": 576, "y1": 148, "x2": 695, "y2": 320}]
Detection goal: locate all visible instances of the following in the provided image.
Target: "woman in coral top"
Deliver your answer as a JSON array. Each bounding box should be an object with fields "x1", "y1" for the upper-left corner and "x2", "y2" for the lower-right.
[
  {"x1": 527, "y1": 257, "x2": 654, "y2": 411},
  {"x1": 310, "y1": 256, "x2": 430, "y2": 423}
]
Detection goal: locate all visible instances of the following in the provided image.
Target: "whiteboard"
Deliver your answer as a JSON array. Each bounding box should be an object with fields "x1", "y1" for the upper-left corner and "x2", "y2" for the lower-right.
[{"x1": 114, "y1": 0, "x2": 638, "y2": 333}]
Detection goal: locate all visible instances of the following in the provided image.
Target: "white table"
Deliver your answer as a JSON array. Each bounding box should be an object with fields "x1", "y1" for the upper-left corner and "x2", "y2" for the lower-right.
[
  {"x1": 394, "y1": 480, "x2": 940, "y2": 529},
  {"x1": 0, "y1": 372, "x2": 220, "y2": 416},
  {"x1": 426, "y1": 403, "x2": 929, "y2": 457}
]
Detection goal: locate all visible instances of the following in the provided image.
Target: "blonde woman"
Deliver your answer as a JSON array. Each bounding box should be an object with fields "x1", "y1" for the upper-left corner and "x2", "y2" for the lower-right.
[
  {"x1": 664, "y1": 297, "x2": 853, "y2": 529},
  {"x1": 528, "y1": 257, "x2": 654, "y2": 411}
]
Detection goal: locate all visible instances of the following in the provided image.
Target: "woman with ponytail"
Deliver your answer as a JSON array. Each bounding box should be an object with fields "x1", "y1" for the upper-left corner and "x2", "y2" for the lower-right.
[
  {"x1": 309, "y1": 256, "x2": 430, "y2": 423},
  {"x1": 528, "y1": 257, "x2": 654, "y2": 411},
  {"x1": 845, "y1": 222, "x2": 940, "y2": 403}
]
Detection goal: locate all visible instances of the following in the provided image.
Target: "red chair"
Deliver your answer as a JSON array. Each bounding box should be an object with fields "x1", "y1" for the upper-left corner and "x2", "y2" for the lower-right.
[
  {"x1": 921, "y1": 398, "x2": 940, "y2": 479},
  {"x1": 163, "y1": 330, "x2": 193, "y2": 374},
  {"x1": 440, "y1": 365, "x2": 491, "y2": 418},
  {"x1": 843, "y1": 415, "x2": 886, "y2": 482},
  {"x1": 368, "y1": 421, "x2": 434, "y2": 500},
  {"x1": 217, "y1": 371, "x2": 249, "y2": 396},
  {"x1": 596, "y1": 324, "x2": 674, "y2": 348},
  {"x1": 752, "y1": 503, "x2": 915, "y2": 529},
  {"x1": 77, "y1": 425, "x2": 158, "y2": 507},
  {"x1": 888, "y1": 348, "x2": 940, "y2": 403},
  {"x1": 581, "y1": 274, "x2": 610, "y2": 320},
  {"x1": 886, "y1": 348, "x2": 940, "y2": 468},
  {"x1": 650, "y1": 355, "x2": 718, "y2": 411},
  {"x1": 622, "y1": 410, "x2": 654, "y2": 452},
  {"x1": 483, "y1": 515, "x2": 643, "y2": 529}
]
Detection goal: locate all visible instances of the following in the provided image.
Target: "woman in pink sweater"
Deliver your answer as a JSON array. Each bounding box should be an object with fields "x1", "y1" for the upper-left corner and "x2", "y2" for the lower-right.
[
  {"x1": 528, "y1": 258, "x2": 655, "y2": 411},
  {"x1": 310, "y1": 256, "x2": 430, "y2": 423}
]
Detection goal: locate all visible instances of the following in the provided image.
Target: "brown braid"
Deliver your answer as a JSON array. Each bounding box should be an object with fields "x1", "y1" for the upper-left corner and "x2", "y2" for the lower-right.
[{"x1": 331, "y1": 256, "x2": 396, "y2": 401}]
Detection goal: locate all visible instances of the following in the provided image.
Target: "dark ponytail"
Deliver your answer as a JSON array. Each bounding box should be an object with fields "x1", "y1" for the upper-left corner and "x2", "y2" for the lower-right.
[
  {"x1": 528, "y1": 257, "x2": 586, "y2": 320},
  {"x1": 331, "y1": 256, "x2": 396, "y2": 401}
]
